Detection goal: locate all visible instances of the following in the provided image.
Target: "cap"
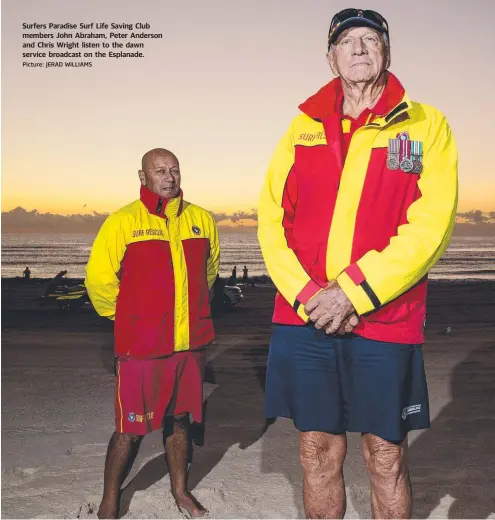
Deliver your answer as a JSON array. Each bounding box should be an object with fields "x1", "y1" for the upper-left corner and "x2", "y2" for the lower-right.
[{"x1": 328, "y1": 8, "x2": 389, "y2": 49}]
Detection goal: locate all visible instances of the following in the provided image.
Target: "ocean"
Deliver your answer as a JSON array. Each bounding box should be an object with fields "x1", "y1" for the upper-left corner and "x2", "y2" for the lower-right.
[{"x1": 1, "y1": 232, "x2": 494, "y2": 281}]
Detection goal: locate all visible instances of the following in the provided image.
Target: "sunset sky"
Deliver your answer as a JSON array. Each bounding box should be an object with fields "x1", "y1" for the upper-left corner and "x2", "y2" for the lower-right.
[{"x1": 2, "y1": 0, "x2": 494, "y2": 215}]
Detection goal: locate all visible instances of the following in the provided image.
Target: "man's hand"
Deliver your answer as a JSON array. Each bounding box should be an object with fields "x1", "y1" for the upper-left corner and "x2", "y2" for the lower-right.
[
  {"x1": 333, "y1": 312, "x2": 359, "y2": 335},
  {"x1": 304, "y1": 280, "x2": 357, "y2": 335}
]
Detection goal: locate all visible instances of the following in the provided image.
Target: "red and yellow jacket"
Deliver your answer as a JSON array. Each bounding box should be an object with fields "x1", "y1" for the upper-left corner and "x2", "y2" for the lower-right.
[
  {"x1": 258, "y1": 72, "x2": 458, "y2": 343},
  {"x1": 85, "y1": 185, "x2": 220, "y2": 359}
]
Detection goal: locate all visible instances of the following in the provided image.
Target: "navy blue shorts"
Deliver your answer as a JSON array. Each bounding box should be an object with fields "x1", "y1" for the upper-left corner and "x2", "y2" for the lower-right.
[{"x1": 265, "y1": 324, "x2": 430, "y2": 443}]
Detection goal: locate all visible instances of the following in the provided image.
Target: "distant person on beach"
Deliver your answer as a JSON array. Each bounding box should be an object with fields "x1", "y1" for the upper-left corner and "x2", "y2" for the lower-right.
[
  {"x1": 229, "y1": 265, "x2": 237, "y2": 285},
  {"x1": 85, "y1": 148, "x2": 220, "y2": 519},
  {"x1": 242, "y1": 265, "x2": 249, "y2": 286},
  {"x1": 258, "y1": 8, "x2": 458, "y2": 519},
  {"x1": 213, "y1": 273, "x2": 226, "y2": 299},
  {"x1": 213, "y1": 274, "x2": 223, "y2": 296},
  {"x1": 23, "y1": 266, "x2": 31, "y2": 281},
  {"x1": 211, "y1": 274, "x2": 227, "y2": 314}
]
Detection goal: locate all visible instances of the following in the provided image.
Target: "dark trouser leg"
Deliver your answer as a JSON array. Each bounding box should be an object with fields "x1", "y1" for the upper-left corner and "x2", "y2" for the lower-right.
[{"x1": 98, "y1": 432, "x2": 143, "y2": 519}]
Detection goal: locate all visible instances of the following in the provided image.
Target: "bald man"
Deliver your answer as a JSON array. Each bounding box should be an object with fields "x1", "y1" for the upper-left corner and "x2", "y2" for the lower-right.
[{"x1": 86, "y1": 149, "x2": 220, "y2": 518}]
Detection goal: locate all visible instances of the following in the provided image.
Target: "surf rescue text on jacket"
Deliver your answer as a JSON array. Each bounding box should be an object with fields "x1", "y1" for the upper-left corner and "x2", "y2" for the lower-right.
[
  {"x1": 85, "y1": 185, "x2": 220, "y2": 359},
  {"x1": 258, "y1": 72, "x2": 458, "y2": 344}
]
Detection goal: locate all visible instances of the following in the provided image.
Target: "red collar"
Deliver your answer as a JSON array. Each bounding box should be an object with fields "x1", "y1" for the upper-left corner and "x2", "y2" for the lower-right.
[
  {"x1": 298, "y1": 71, "x2": 406, "y2": 120},
  {"x1": 140, "y1": 184, "x2": 184, "y2": 218}
]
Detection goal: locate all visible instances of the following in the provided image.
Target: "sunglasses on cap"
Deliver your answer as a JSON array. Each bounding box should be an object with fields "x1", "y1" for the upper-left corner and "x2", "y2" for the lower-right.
[{"x1": 328, "y1": 8, "x2": 389, "y2": 48}]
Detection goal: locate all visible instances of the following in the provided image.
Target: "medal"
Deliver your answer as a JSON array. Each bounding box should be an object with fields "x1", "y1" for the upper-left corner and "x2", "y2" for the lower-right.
[
  {"x1": 400, "y1": 157, "x2": 414, "y2": 173},
  {"x1": 387, "y1": 138, "x2": 400, "y2": 170},
  {"x1": 388, "y1": 155, "x2": 400, "y2": 170},
  {"x1": 399, "y1": 137, "x2": 414, "y2": 172},
  {"x1": 412, "y1": 160, "x2": 423, "y2": 174},
  {"x1": 389, "y1": 131, "x2": 424, "y2": 174},
  {"x1": 411, "y1": 140, "x2": 423, "y2": 174}
]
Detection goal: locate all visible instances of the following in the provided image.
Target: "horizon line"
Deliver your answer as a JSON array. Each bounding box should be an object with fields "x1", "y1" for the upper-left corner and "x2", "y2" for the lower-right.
[{"x1": 2, "y1": 205, "x2": 494, "y2": 217}]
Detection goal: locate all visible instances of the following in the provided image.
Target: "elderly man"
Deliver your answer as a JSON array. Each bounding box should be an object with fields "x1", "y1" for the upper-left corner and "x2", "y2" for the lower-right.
[
  {"x1": 86, "y1": 148, "x2": 220, "y2": 519},
  {"x1": 258, "y1": 8, "x2": 457, "y2": 519}
]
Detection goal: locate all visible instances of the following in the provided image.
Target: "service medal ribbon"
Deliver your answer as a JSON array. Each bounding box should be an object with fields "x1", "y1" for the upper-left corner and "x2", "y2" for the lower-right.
[
  {"x1": 399, "y1": 137, "x2": 414, "y2": 173},
  {"x1": 411, "y1": 140, "x2": 423, "y2": 174},
  {"x1": 387, "y1": 138, "x2": 400, "y2": 170}
]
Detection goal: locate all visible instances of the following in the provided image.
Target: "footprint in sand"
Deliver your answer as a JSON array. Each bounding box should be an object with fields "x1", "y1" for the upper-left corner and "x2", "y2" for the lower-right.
[
  {"x1": 13, "y1": 467, "x2": 39, "y2": 477},
  {"x1": 2, "y1": 466, "x2": 41, "y2": 488},
  {"x1": 66, "y1": 443, "x2": 107, "y2": 457},
  {"x1": 121, "y1": 486, "x2": 232, "y2": 519},
  {"x1": 64, "y1": 501, "x2": 98, "y2": 519}
]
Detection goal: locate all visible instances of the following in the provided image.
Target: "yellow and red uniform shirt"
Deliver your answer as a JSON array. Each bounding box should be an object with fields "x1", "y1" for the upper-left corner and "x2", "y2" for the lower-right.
[
  {"x1": 85, "y1": 185, "x2": 220, "y2": 358},
  {"x1": 258, "y1": 72, "x2": 458, "y2": 343}
]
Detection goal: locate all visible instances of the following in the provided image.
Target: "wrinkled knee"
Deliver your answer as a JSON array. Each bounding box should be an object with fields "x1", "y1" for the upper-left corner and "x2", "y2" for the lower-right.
[
  {"x1": 300, "y1": 432, "x2": 345, "y2": 477},
  {"x1": 363, "y1": 436, "x2": 406, "y2": 483}
]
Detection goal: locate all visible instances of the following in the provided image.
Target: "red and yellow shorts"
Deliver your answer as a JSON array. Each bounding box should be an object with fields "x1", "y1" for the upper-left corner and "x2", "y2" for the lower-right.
[{"x1": 115, "y1": 350, "x2": 206, "y2": 435}]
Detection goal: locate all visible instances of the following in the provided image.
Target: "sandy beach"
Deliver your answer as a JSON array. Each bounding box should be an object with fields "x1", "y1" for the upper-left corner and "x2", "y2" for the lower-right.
[{"x1": 2, "y1": 279, "x2": 495, "y2": 519}]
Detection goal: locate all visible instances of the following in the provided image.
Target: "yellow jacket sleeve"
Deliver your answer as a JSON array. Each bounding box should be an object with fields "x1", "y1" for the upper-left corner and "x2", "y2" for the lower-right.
[
  {"x1": 85, "y1": 213, "x2": 127, "y2": 320},
  {"x1": 258, "y1": 120, "x2": 326, "y2": 321},
  {"x1": 338, "y1": 112, "x2": 458, "y2": 315},
  {"x1": 207, "y1": 215, "x2": 220, "y2": 289}
]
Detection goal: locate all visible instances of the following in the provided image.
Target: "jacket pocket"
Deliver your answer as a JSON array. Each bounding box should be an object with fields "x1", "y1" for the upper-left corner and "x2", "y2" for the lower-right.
[
  {"x1": 116, "y1": 313, "x2": 174, "y2": 358},
  {"x1": 295, "y1": 243, "x2": 326, "y2": 282}
]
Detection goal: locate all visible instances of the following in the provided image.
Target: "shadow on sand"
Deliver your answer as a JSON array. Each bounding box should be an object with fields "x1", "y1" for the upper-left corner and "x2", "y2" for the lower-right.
[
  {"x1": 259, "y1": 342, "x2": 495, "y2": 519},
  {"x1": 100, "y1": 331, "x2": 495, "y2": 519},
  {"x1": 409, "y1": 342, "x2": 495, "y2": 518},
  {"x1": 118, "y1": 343, "x2": 270, "y2": 517}
]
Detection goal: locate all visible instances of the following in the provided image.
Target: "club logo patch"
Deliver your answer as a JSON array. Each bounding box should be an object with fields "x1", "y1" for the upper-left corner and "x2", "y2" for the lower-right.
[
  {"x1": 128, "y1": 412, "x2": 136, "y2": 423},
  {"x1": 192, "y1": 225, "x2": 201, "y2": 235},
  {"x1": 402, "y1": 404, "x2": 421, "y2": 420}
]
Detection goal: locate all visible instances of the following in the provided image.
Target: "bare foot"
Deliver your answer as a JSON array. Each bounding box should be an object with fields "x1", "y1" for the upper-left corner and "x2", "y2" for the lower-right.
[
  {"x1": 97, "y1": 500, "x2": 118, "y2": 519},
  {"x1": 173, "y1": 491, "x2": 208, "y2": 518}
]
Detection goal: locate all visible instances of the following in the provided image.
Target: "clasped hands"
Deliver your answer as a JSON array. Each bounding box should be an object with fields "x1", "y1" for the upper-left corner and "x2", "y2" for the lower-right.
[{"x1": 304, "y1": 280, "x2": 359, "y2": 335}]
